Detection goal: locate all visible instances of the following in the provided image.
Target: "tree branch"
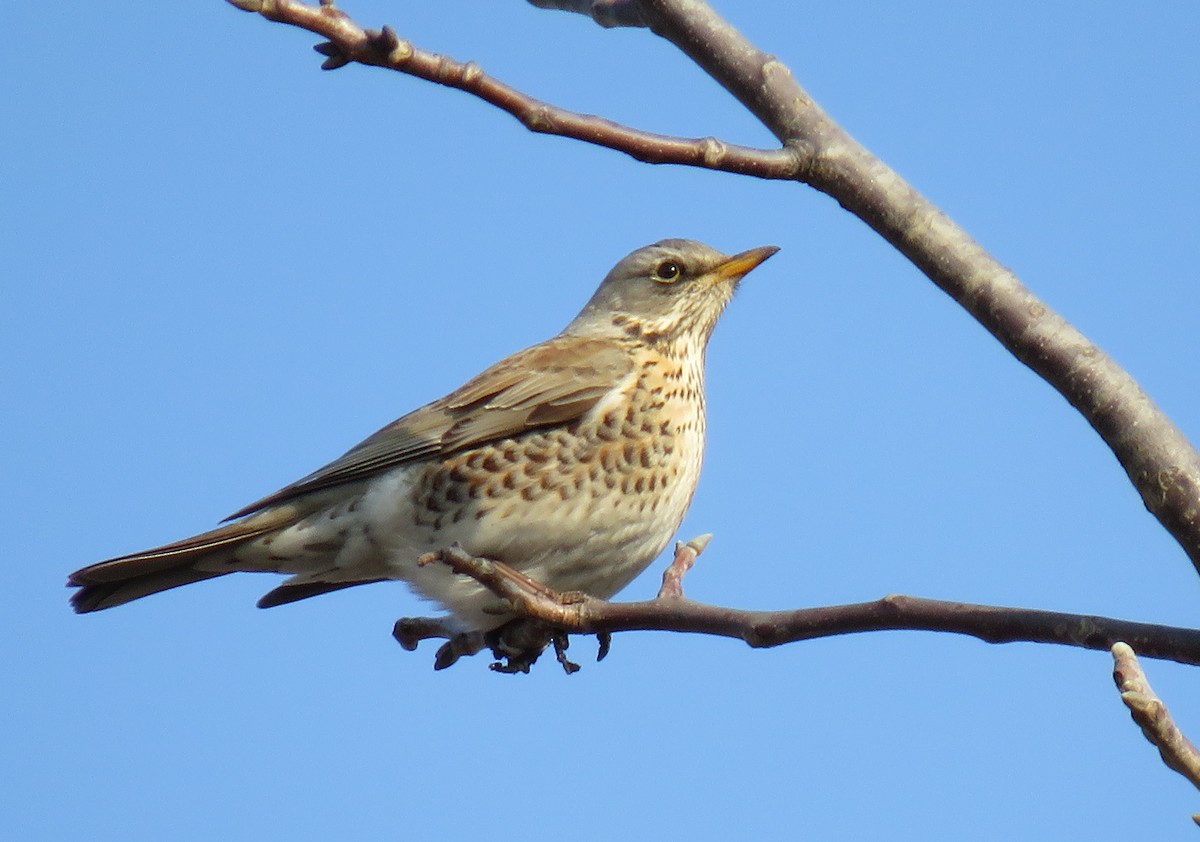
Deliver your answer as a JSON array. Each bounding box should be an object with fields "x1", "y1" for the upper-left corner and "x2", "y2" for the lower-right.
[
  {"x1": 1112, "y1": 642, "x2": 1200, "y2": 825},
  {"x1": 398, "y1": 544, "x2": 1200, "y2": 669},
  {"x1": 224, "y1": 0, "x2": 797, "y2": 178},
  {"x1": 633, "y1": 0, "x2": 1200, "y2": 574}
]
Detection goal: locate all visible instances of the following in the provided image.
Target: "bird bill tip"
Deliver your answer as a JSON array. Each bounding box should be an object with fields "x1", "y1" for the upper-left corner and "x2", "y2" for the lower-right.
[{"x1": 712, "y1": 245, "x2": 780, "y2": 282}]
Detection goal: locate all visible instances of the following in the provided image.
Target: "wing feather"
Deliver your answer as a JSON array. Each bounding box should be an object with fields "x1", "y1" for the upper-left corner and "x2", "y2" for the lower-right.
[{"x1": 225, "y1": 336, "x2": 632, "y2": 519}]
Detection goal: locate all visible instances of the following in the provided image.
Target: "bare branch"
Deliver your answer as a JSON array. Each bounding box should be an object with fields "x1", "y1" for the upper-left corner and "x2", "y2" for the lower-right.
[
  {"x1": 223, "y1": 0, "x2": 797, "y2": 178},
  {"x1": 399, "y1": 544, "x2": 1200, "y2": 668},
  {"x1": 657, "y1": 533, "x2": 711, "y2": 599},
  {"x1": 632, "y1": 0, "x2": 1200, "y2": 574},
  {"x1": 1112, "y1": 642, "x2": 1200, "y2": 824}
]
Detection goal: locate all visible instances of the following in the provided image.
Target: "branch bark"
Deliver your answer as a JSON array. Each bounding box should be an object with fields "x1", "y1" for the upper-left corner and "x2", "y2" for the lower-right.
[
  {"x1": 399, "y1": 544, "x2": 1200, "y2": 669},
  {"x1": 635, "y1": 0, "x2": 1200, "y2": 576},
  {"x1": 1112, "y1": 642, "x2": 1200, "y2": 825},
  {"x1": 226, "y1": 0, "x2": 797, "y2": 177}
]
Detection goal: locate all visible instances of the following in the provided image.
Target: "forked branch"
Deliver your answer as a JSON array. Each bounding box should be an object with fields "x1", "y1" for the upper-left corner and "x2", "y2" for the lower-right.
[{"x1": 226, "y1": 0, "x2": 798, "y2": 178}]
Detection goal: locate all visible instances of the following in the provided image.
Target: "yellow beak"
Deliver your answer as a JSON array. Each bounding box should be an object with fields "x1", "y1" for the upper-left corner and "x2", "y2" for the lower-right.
[{"x1": 710, "y1": 245, "x2": 780, "y2": 284}]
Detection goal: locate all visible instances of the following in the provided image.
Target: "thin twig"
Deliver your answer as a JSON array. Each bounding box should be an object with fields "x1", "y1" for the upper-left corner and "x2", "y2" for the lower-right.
[
  {"x1": 1111, "y1": 642, "x2": 1200, "y2": 825},
  {"x1": 224, "y1": 0, "x2": 798, "y2": 178},
  {"x1": 658, "y1": 533, "x2": 711, "y2": 598}
]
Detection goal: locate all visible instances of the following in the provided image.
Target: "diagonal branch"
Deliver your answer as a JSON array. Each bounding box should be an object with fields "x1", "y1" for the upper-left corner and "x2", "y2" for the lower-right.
[
  {"x1": 633, "y1": 0, "x2": 1200, "y2": 575},
  {"x1": 1111, "y1": 642, "x2": 1200, "y2": 825},
  {"x1": 401, "y1": 544, "x2": 1200, "y2": 668},
  {"x1": 225, "y1": 0, "x2": 798, "y2": 178}
]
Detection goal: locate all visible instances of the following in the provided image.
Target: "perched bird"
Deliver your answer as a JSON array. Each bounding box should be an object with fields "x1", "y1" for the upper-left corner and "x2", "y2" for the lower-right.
[{"x1": 69, "y1": 239, "x2": 778, "y2": 632}]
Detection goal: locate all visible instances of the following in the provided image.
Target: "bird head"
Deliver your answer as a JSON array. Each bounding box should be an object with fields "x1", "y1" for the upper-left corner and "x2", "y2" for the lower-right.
[{"x1": 566, "y1": 239, "x2": 779, "y2": 345}]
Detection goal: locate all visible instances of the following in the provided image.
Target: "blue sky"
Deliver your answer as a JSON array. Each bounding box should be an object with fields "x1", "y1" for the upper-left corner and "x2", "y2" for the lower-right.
[{"x1": 6, "y1": 2, "x2": 1200, "y2": 838}]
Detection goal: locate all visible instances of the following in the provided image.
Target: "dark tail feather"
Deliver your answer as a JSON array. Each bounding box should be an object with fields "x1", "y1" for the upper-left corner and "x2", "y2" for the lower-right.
[
  {"x1": 256, "y1": 578, "x2": 386, "y2": 609},
  {"x1": 70, "y1": 567, "x2": 230, "y2": 613},
  {"x1": 68, "y1": 509, "x2": 299, "y2": 613}
]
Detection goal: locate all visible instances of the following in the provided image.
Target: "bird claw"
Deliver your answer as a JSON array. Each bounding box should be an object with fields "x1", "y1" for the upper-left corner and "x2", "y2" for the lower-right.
[
  {"x1": 433, "y1": 632, "x2": 486, "y2": 670},
  {"x1": 392, "y1": 615, "x2": 458, "y2": 651},
  {"x1": 551, "y1": 632, "x2": 581, "y2": 674},
  {"x1": 393, "y1": 613, "x2": 588, "y2": 674},
  {"x1": 596, "y1": 630, "x2": 612, "y2": 661},
  {"x1": 485, "y1": 619, "x2": 554, "y2": 673},
  {"x1": 400, "y1": 542, "x2": 663, "y2": 672},
  {"x1": 485, "y1": 625, "x2": 602, "y2": 674}
]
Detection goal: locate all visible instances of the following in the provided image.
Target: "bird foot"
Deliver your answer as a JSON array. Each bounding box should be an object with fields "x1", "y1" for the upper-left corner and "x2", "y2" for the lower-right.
[
  {"x1": 484, "y1": 621, "x2": 610, "y2": 673},
  {"x1": 392, "y1": 614, "x2": 606, "y2": 674},
  {"x1": 392, "y1": 616, "x2": 487, "y2": 670},
  {"x1": 484, "y1": 619, "x2": 570, "y2": 673}
]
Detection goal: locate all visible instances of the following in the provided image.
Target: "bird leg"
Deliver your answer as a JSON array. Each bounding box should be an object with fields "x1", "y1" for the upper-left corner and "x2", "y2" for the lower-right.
[
  {"x1": 400, "y1": 544, "x2": 581, "y2": 673},
  {"x1": 398, "y1": 535, "x2": 714, "y2": 671},
  {"x1": 418, "y1": 544, "x2": 570, "y2": 608}
]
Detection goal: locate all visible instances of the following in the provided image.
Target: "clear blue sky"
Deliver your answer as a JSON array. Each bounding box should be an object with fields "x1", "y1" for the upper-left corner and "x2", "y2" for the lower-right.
[{"x1": 6, "y1": 2, "x2": 1200, "y2": 838}]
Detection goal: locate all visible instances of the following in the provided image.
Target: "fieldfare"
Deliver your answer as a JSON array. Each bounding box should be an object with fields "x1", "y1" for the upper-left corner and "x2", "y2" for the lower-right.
[{"x1": 69, "y1": 239, "x2": 778, "y2": 633}]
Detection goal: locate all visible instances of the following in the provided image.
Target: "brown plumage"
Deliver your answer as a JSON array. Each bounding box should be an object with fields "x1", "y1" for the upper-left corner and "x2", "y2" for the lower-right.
[{"x1": 68, "y1": 239, "x2": 778, "y2": 631}]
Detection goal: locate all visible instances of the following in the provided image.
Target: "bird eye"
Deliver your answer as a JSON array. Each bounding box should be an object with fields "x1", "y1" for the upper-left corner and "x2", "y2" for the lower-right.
[{"x1": 654, "y1": 260, "x2": 681, "y2": 283}]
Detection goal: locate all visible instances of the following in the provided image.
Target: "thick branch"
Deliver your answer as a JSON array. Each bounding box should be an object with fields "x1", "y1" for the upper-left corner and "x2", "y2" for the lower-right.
[
  {"x1": 1112, "y1": 643, "x2": 1200, "y2": 824},
  {"x1": 225, "y1": 0, "x2": 797, "y2": 178},
  {"x1": 635, "y1": 0, "x2": 1200, "y2": 574},
  {"x1": 405, "y1": 547, "x2": 1200, "y2": 667}
]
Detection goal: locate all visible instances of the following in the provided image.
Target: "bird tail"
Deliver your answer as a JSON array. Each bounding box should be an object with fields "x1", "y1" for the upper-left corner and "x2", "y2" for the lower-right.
[{"x1": 68, "y1": 507, "x2": 301, "y2": 613}]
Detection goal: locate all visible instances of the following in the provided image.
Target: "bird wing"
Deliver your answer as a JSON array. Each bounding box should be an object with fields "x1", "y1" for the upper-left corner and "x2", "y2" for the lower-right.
[{"x1": 224, "y1": 335, "x2": 633, "y2": 519}]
